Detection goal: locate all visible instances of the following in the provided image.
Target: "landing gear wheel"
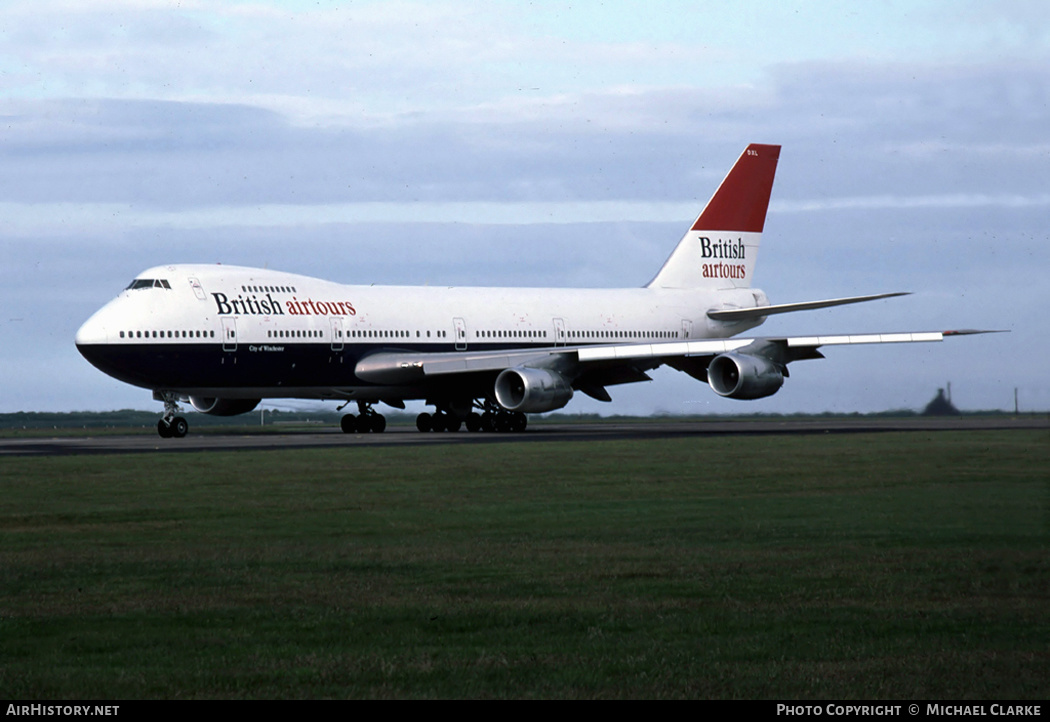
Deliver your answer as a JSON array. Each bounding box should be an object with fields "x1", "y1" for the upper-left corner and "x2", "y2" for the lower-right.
[
  {"x1": 344, "y1": 403, "x2": 386, "y2": 433},
  {"x1": 420, "y1": 402, "x2": 495, "y2": 433},
  {"x1": 158, "y1": 417, "x2": 188, "y2": 438},
  {"x1": 155, "y1": 392, "x2": 187, "y2": 439},
  {"x1": 170, "y1": 416, "x2": 189, "y2": 438}
]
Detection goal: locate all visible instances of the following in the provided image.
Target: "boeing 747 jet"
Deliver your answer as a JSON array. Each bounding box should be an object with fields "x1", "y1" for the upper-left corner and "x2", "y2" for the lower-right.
[{"x1": 76, "y1": 144, "x2": 986, "y2": 437}]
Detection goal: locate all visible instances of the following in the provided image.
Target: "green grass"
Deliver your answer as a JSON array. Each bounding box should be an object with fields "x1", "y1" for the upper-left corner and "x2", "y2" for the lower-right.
[{"x1": 1, "y1": 431, "x2": 1047, "y2": 698}]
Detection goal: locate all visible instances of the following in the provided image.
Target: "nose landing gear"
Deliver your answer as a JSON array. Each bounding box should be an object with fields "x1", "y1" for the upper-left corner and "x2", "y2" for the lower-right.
[{"x1": 155, "y1": 392, "x2": 189, "y2": 438}]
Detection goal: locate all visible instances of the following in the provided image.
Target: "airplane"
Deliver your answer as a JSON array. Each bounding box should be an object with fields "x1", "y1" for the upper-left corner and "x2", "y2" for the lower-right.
[{"x1": 75, "y1": 143, "x2": 988, "y2": 438}]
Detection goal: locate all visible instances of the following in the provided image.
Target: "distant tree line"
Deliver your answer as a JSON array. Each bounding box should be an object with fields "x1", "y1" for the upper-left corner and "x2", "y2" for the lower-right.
[
  {"x1": 0, "y1": 409, "x2": 342, "y2": 430},
  {"x1": 0, "y1": 407, "x2": 1021, "y2": 431}
]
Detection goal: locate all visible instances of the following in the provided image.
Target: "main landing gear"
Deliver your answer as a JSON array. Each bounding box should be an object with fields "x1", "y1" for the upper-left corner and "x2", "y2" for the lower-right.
[
  {"x1": 155, "y1": 392, "x2": 189, "y2": 438},
  {"x1": 415, "y1": 400, "x2": 527, "y2": 433},
  {"x1": 340, "y1": 401, "x2": 387, "y2": 434}
]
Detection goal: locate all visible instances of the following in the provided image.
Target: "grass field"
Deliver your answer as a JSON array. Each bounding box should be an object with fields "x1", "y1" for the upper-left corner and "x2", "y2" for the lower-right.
[{"x1": 1, "y1": 430, "x2": 1047, "y2": 699}]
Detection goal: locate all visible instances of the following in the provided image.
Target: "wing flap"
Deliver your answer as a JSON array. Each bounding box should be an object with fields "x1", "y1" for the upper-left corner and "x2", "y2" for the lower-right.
[
  {"x1": 576, "y1": 339, "x2": 752, "y2": 363},
  {"x1": 786, "y1": 331, "x2": 944, "y2": 347}
]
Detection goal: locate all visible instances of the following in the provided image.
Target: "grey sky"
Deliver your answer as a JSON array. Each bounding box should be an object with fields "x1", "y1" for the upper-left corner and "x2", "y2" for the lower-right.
[{"x1": 2, "y1": 1, "x2": 1047, "y2": 414}]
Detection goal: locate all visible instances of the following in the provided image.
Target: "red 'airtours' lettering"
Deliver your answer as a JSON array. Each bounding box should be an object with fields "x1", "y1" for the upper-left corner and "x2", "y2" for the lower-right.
[
  {"x1": 286, "y1": 297, "x2": 357, "y2": 316},
  {"x1": 212, "y1": 292, "x2": 356, "y2": 316},
  {"x1": 702, "y1": 263, "x2": 747, "y2": 279}
]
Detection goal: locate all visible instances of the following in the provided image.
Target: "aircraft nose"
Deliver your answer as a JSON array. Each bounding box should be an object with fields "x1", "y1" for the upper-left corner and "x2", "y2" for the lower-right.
[
  {"x1": 75, "y1": 304, "x2": 126, "y2": 380},
  {"x1": 75, "y1": 309, "x2": 110, "y2": 348}
]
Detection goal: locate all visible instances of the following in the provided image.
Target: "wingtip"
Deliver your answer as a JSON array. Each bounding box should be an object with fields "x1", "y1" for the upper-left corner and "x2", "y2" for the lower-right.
[{"x1": 943, "y1": 329, "x2": 1009, "y2": 336}]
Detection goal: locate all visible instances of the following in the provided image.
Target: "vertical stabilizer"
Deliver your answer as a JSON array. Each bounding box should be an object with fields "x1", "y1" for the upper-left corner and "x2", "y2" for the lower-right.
[{"x1": 647, "y1": 143, "x2": 780, "y2": 289}]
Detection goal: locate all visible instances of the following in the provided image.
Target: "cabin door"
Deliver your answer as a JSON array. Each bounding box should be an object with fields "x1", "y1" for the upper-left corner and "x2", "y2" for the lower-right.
[
  {"x1": 453, "y1": 317, "x2": 467, "y2": 351},
  {"x1": 221, "y1": 317, "x2": 238, "y2": 352},
  {"x1": 330, "y1": 317, "x2": 344, "y2": 351},
  {"x1": 553, "y1": 317, "x2": 566, "y2": 346}
]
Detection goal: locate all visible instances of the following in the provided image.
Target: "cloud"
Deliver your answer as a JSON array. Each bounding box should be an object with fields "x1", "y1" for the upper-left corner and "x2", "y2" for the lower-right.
[
  {"x1": 775, "y1": 193, "x2": 1050, "y2": 213},
  {"x1": 1, "y1": 3, "x2": 1047, "y2": 413},
  {"x1": 3, "y1": 60, "x2": 1049, "y2": 222},
  {"x1": 0, "y1": 1, "x2": 721, "y2": 123}
]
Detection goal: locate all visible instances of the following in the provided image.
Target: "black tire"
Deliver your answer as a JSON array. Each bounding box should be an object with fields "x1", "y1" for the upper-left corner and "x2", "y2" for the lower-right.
[
  {"x1": 370, "y1": 414, "x2": 387, "y2": 433},
  {"x1": 340, "y1": 414, "x2": 356, "y2": 433},
  {"x1": 157, "y1": 420, "x2": 173, "y2": 438},
  {"x1": 416, "y1": 413, "x2": 432, "y2": 432},
  {"x1": 466, "y1": 413, "x2": 482, "y2": 432},
  {"x1": 171, "y1": 417, "x2": 189, "y2": 438}
]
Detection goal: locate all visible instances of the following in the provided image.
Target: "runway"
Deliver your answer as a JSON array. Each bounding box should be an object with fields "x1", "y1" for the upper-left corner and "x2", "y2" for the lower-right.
[{"x1": 2, "y1": 415, "x2": 1046, "y2": 457}]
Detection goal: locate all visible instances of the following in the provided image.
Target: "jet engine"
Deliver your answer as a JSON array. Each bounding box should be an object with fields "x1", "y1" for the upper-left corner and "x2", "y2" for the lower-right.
[
  {"x1": 706, "y1": 352, "x2": 784, "y2": 400},
  {"x1": 189, "y1": 396, "x2": 261, "y2": 416},
  {"x1": 494, "y1": 367, "x2": 574, "y2": 413}
]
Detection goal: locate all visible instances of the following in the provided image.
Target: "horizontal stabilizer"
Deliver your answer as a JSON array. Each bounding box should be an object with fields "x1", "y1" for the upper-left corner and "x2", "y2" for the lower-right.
[{"x1": 707, "y1": 292, "x2": 910, "y2": 321}]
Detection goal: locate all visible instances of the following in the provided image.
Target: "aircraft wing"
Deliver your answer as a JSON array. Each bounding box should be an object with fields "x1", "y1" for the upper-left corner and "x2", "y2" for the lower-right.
[
  {"x1": 355, "y1": 329, "x2": 995, "y2": 385},
  {"x1": 577, "y1": 329, "x2": 991, "y2": 364}
]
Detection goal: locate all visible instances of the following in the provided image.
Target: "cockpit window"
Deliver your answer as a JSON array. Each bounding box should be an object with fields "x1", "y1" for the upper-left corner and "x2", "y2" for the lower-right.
[{"x1": 126, "y1": 279, "x2": 172, "y2": 290}]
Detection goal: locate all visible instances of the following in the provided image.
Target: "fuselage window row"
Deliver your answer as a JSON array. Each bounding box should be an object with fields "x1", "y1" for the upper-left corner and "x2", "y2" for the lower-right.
[
  {"x1": 119, "y1": 330, "x2": 216, "y2": 339},
  {"x1": 266, "y1": 330, "x2": 323, "y2": 339},
  {"x1": 474, "y1": 330, "x2": 550, "y2": 339},
  {"x1": 114, "y1": 327, "x2": 679, "y2": 343},
  {"x1": 469, "y1": 329, "x2": 678, "y2": 340},
  {"x1": 242, "y1": 285, "x2": 296, "y2": 294}
]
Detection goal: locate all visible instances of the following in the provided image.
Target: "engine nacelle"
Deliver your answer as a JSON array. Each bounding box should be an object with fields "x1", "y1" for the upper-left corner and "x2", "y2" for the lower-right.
[
  {"x1": 494, "y1": 367, "x2": 574, "y2": 413},
  {"x1": 707, "y1": 352, "x2": 784, "y2": 400},
  {"x1": 189, "y1": 396, "x2": 261, "y2": 416}
]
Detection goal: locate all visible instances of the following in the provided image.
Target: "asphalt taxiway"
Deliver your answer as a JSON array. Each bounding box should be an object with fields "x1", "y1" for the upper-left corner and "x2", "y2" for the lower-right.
[{"x1": 2, "y1": 416, "x2": 1046, "y2": 457}]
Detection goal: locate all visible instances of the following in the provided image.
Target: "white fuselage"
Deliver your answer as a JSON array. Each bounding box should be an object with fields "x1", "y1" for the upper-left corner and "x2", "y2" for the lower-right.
[{"x1": 75, "y1": 263, "x2": 768, "y2": 401}]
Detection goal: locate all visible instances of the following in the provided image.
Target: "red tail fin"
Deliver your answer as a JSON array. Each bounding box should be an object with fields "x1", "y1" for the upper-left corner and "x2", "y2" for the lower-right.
[
  {"x1": 693, "y1": 144, "x2": 780, "y2": 232},
  {"x1": 647, "y1": 144, "x2": 780, "y2": 289}
]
